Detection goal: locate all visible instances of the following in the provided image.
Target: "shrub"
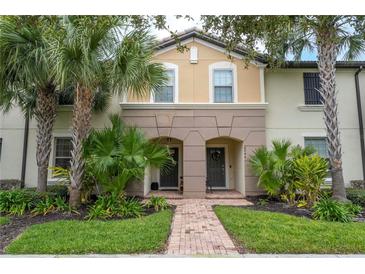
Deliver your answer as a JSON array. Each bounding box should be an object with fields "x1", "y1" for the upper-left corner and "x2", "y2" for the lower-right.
[
  {"x1": 347, "y1": 188, "x2": 365, "y2": 206},
  {"x1": 312, "y1": 198, "x2": 353, "y2": 223},
  {"x1": 145, "y1": 196, "x2": 169, "y2": 211},
  {"x1": 0, "y1": 190, "x2": 40, "y2": 215},
  {"x1": 292, "y1": 155, "x2": 328, "y2": 207},
  {"x1": 344, "y1": 203, "x2": 363, "y2": 216},
  {"x1": 31, "y1": 196, "x2": 56, "y2": 216},
  {"x1": 83, "y1": 115, "x2": 174, "y2": 196},
  {"x1": 250, "y1": 139, "x2": 326, "y2": 207},
  {"x1": 120, "y1": 198, "x2": 144, "y2": 218},
  {"x1": 86, "y1": 193, "x2": 144, "y2": 220}
]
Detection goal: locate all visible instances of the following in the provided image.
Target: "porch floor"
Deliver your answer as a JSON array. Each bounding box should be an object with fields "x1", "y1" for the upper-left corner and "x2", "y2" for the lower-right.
[{"x1": 146, "y1": 190, "x2": 244, "y2": 199}]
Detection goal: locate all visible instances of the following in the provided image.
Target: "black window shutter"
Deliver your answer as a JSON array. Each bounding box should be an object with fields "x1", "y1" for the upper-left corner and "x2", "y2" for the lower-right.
[{"x1": 303, "y1": 73, "x2": 322, "y2": 105}]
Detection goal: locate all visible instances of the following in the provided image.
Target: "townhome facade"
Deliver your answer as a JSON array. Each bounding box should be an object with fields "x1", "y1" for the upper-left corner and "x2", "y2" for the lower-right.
[{"x1": 1, "y1": 29, "x2": 365, "y2": 198}]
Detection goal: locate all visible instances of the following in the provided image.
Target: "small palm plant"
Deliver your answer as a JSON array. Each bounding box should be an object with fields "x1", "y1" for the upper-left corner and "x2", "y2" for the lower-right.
[
  {"x1": 83, "y1": 114, "x2": 174, "y2": 195},
  {"x1": 249, "y1": 139, "x2": 293, "y2": 196}
]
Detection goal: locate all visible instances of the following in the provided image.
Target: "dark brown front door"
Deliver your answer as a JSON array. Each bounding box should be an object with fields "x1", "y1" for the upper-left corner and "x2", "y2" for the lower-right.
[
  {"x1": 206, "y1": 147, "x2": 226, "y2": 188},
  {"x1": 160, "y1": 147, "x2": 179, "y2": 188}
]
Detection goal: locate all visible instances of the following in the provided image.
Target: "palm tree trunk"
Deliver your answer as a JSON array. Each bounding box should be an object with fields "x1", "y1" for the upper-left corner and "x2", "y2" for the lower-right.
[
  {"x1": 35, "y1": 85, "x2": 57, "y2": 192},
  {"x1": 69, "y1": 85, "x2": 93, "y2": 207},
  {"x1": 317, "y1": 31, "x2": 348, "y2": 201}
]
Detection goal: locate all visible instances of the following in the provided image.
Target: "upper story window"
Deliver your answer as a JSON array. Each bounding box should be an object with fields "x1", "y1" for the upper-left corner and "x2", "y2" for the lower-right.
[
  {"x1": 303, "y1": 73, "x2": 322, "y2": 105},
  {"x1": 209, "y1": 61, "x2": 237, "y2": 103},
  {"x1": 154, "y1": 69, "x2": 175, "y2": 103},
  {"x1": 213, "y1": 69, "x2": 233, "y2": 103},
  {"x1": 152, "y1": 63, "x2": 178, "y2": 103},
  {"x1": 54, "y1": 137, "x2": 72, "y2": 169}
]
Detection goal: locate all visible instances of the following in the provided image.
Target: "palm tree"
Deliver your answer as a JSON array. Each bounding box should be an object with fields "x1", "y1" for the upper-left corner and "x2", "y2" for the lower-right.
[
  {"x1": 0, "y1": 16, "x2": 60, "y2": 192},
  {"x1": 201, "y1": 15, "x2": 365, "y2": 201},
  {"x1": 52, "y1": 16, "x2": 167, "y2": 206},
  {"x1": 83, "y1": 114, "x2": 173, "y2": 195}
]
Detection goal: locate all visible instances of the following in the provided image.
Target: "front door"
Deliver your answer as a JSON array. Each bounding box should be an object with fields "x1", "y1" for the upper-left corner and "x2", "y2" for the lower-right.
[
  {"x1": 160, "y1": 147, "x2": 179, "y2": 188},
  {"x1": 206, "y1": 147, "x2": 226, "y2": 188}
]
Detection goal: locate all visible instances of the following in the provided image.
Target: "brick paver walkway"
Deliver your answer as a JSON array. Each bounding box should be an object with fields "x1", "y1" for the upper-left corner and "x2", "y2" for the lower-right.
[{"x1": 166, "y1": 199, "x2": 252, "y2": 256}]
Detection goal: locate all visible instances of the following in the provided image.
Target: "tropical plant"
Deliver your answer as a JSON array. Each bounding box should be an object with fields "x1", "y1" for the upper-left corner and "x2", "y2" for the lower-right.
[
  {"x1": 145, "y1": 196, "x2": 169, "y2": 212},
  {"x1": 201, "y1": 16, "x2": 365, "y2": 201},
  {"x1": 0, "y1": 16, "x2": 60, "y2": 192},
  {"x1": 52, "y1": 16, "x2": 168, "y2": 207},
  {"x1": 119, "y1": 198, "x2": 144, "y2": 218},
  {"x1": 312, "y1": 198, "x2": 353, "y2": 222},
  {"x1": 250, "y1": 139, "x2": 315, "y2": 198},
  {"x1": 292, "y1": 154, "x2": 328, "y2": 207},
  {"x1": 0, "y1": 190, "x2": 38, "y2": 215},
  {"x1": 85, "y1": 193, "x2": 144, "y2": 220},
  {"x1": 343, "y1": 202, "x2": 363, "y2": 216},
  {"x1": 83, "y1": 114, "x2": 173, "y2": 196},
  {"x1": 347, "y1": 188, "x2": 365, "y2": 206},
  {"x1": 31, "y1": 196, "x2": 55, "y2": 216}
]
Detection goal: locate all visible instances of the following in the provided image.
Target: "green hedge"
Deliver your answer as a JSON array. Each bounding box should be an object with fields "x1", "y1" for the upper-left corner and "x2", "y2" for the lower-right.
[{"x1": 347, "y1": 188, "x2": 365, "y2": 206}]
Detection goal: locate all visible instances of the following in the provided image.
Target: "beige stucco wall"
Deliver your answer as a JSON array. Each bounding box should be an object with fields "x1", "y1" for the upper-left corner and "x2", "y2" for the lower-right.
[
  {"x1": 265, "y1": 69, "x2": 365, "y2": 186},
  {"x1": 0, "y1": 94, "x2": 123, "y2": 187},
  {"x1": 128, "y1": 40, "x2": 262, "y2": 103}
]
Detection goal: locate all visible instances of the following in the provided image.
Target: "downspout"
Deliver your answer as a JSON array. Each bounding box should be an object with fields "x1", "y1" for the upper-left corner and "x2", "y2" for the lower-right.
[
  {"x1": 20, "y1": 112, "x2": 29, "y2": 188},
  {"x1": 355, "y1": 66, "x2": 365, "y2": 180}
]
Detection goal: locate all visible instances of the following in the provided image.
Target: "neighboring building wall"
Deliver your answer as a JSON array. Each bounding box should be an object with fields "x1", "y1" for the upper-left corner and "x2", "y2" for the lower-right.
[
  {"x1": 265, "y1": 68, "x2": 365, "y2": 185},
  {"x1": 0, "y1": 94, "x2": 123, "y2": 188}
]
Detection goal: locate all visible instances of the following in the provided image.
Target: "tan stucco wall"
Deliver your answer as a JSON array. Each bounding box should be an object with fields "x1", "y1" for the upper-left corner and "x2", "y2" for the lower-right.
[
  {"x1": 120, "y1": 107, "x2": 266, "y2": 197},
  {"x1": 128, "y1": 40, "x2": 262, "y2": 103}
]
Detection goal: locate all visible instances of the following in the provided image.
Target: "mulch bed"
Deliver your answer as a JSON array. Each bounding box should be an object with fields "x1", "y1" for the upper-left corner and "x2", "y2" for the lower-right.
[{"x1": 243, "y1": 196, "x2": 313, "y2": 218}]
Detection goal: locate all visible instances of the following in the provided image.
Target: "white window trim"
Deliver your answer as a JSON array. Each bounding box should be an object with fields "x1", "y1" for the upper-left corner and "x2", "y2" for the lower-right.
[
  {"x1": 49, "y1": 135, "x2": 72, "y2": 182},
  {"x1": 209, "y1": 61, "x2": 238, "y2": 103},
  {"x1": 303, "y1": 136, "x2": 332, "y2": 184},
  {"x1": 151, "y1": 62, "x2": 179, "y2": 104}
]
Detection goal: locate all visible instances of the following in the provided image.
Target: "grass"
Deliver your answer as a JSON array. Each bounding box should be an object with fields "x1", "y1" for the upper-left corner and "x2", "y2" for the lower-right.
[
  {"x1": 0, "y1": 216, "x2": 10, "y2": 225},
  {"x1": 215, "y1": 206, "x2": 365, "y2": 254},
  {"x1": 5, "y1": 210, "x2": 172, "y2": 254}
]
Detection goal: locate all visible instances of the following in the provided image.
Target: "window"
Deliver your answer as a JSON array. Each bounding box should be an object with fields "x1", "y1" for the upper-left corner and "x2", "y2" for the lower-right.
[
  {"x1": 54, "y1": 137, "x2": 72, "y2": 169},
  {"x1": 303, "y1": 73, "x2": 322, "y2": 105},
  {"x1": 213, "y1": 69, "x2": 233, "y2": 103},
  {"x1": 304, "y1": 137, "x2": 328, "y2": 158},
  {"x1": 154, "y1": 69, "x2": 175, "y2": 103}
]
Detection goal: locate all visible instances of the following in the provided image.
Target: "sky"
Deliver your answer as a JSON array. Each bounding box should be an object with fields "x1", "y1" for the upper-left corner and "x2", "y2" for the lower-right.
[{"x1": 153, "y1": 16, "x2": 364, "y2": 61}]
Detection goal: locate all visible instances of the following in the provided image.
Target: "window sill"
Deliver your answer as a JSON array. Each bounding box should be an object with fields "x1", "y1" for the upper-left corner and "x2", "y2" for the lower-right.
[{"x1": 297, "y1": 104, "x2": 324, "y2": 112}]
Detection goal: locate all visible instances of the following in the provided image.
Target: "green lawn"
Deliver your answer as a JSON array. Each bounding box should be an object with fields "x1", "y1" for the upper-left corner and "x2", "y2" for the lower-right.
[
  {"x1": 5, "y1": 210, "x2": 172, "y2": 254},
  {"x1": 0, "y1": 216, "x2": 10, "y2": 225},
  {"x1": 215, "y1": 206, "x2": 365, "y2": 254}
]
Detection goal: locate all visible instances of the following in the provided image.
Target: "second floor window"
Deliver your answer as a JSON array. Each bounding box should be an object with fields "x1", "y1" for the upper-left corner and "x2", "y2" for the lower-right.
[
  {"x1": 54, "y1": 137, "x2": 72, "y2": 169},
  {"x1": 303, "y1": 73, "x2": 322, "y2": 105},
  {"x1": 214, "y1": 69, "x2": 233, "y2": 103},
  {"x1": 154, "y1": 69, "x2": 175, "y2": 103}
]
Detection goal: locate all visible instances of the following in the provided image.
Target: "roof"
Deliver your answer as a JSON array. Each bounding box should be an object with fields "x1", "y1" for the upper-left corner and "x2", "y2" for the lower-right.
[
  {"x1": 283, "y1": 61, "x2": 365, "y2": 69},
  {"x1": 157, "y1": 28, "x2": 365, "y2": 69},
  {"x1": 156, "y1": 27, "x2": 267, "y2": 64}
]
